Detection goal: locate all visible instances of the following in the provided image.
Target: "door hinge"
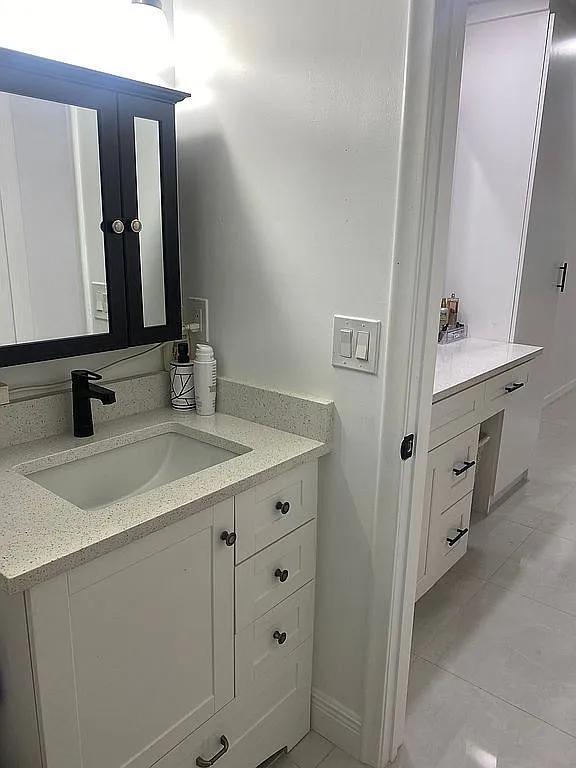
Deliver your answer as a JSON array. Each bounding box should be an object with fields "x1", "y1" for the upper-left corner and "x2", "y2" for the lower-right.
[{"x1": 400, "y1": 433, "x2": 415, "y2": 461}]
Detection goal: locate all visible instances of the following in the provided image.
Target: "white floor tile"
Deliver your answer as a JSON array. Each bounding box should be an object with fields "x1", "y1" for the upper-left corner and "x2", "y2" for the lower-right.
[
  {"x1": 452, "y1": 517, "x2": 532, "y2": 579},
  {"x1": 491, "y1": 530, "x2": 576, "y2": 616},
  {"x1": 391, "y1": 657, "x2": 576, "y2": 768},
  {"x1": 499, "y1": 478, "x2": 574, "y2": 512},
  {"x1": 420, "y1": 582, "x2": 576, "y2": 737},
  {"x1": 412, "y1": 570, "x2": 484, "y2": 657},
  {"x1": 317, "y1": 748, "x2": 368, "y2": 768},
  {"x1": 271, "y1": 755, "x2": 299, "y2": 768},
  {"x1": 490, "y1": 495, "x2": 547, "y2": 528},
  {"x1": 288, "y1": 731, "x2": 334, "y2": 768},
  {"x1": 538, "y1": 486, "x2": 576, "y2": 541}
]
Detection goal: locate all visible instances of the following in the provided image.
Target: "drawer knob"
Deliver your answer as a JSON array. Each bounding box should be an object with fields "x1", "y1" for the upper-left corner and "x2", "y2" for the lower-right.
[
  {"x1": 220, "y1": 530, "x2": 237, "y2": 547},
  {"x1": 505, "y1": 382, "x2": 525, "y2": 394},
  {"x1": 447, "y1": 527, "x2": 469, "y2": 547},
  {"x1": 273, "y1": 630, "x2": 287, "y2": 645},
  {"x1": 276, "y1": 501, "x2": 291, "y2": 515},
  {"x1": 275, "y1": 568, "x2": 289, "y2": 583},
  {"x1": 196, "y1": 735, "x2": 230, "y2": 767},
  {"x1": 453, "y1": 460, "x2": 475, "y2": 477}
]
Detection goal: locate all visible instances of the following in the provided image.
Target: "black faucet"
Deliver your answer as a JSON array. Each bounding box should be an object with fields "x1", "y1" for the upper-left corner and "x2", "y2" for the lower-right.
[{"x1": 71, "y1": 370, "x2": 116, "y2": 438}]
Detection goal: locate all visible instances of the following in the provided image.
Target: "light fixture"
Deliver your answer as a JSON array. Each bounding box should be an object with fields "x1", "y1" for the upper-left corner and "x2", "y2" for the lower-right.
[{"x1": 129, "y1": 0, "x2": 172, "y2": 82}]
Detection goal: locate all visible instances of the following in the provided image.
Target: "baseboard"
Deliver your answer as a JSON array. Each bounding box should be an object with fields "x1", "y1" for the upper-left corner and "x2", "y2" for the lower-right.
[
  {"x1": 311, "y1": 688, "x2": 362, "y2": 759},
  {"x1": 490, "y1": 470, "x2": 528, "y2": 512},
  {"x1": 543, "y1": 378, "x2": 576, "y2": 408}
]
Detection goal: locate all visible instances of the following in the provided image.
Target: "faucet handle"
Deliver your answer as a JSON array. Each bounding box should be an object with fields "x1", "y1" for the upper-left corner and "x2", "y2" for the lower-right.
[{"x1": 71, "y1": 370, "x2": 103, "y2": 383}]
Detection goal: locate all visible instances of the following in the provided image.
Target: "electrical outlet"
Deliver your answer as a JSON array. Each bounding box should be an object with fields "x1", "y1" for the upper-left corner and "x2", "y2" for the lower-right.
[
  {"x1": 187, "y1": 297, "x2": 209, "y2": 343},
  {"x1": 0, "y1": 382, "x2": 9, "y2": 406}
]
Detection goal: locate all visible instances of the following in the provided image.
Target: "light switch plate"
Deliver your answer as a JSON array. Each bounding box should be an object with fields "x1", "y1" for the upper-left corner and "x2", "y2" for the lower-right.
[{"x1": 332, "y1": 316, "x2": 381, "y2": 374}]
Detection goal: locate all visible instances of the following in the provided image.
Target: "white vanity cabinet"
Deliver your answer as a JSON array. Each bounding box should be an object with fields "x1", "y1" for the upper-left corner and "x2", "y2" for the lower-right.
[
  {"x1": 0, "y1": 461, "x2": 318, "y2": 768},
  {"x1": 417, "y1": 358, "x2": 539, "y2": 600}
]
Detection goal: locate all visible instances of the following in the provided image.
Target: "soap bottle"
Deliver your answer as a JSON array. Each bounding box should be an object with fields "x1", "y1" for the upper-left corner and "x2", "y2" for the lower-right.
[
  {"x1": 447, "y1": 293, "x2": 459, "y2": 328},
  {"x1": 194, "y1": 344, "x2": 217, "y2": 416},
  {"x1": 439, "y1": 298, "x2": 449, "y2": 341},
  {"x1": 170, "y1": 342, "x2": 196, "y2": 411}
]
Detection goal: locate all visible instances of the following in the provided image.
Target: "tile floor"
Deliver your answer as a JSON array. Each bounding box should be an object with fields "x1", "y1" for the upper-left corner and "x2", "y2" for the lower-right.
[{"x1": 275, "y1": 389, "x2": 576, "y2": 767}]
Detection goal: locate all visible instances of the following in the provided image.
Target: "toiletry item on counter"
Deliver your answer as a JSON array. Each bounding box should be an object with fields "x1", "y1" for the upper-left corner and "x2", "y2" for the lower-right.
[
  {"x1": 170, "y1": 341, "x2": 196, "y2": 411},
  {"x1": 194, "y1": 344, "x2": 217, "y2": 416},
  {"x1": 447, "y1": 292, "x2": 459, "y2": 328},
  {"x1": 438, "y1": 298, "x2": 449, "y2": 341}
]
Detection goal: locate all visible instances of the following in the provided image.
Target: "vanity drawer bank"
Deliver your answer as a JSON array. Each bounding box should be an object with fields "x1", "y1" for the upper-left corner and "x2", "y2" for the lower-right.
[
  {"x1": 417, "y1": 338, "x2": 543, "y2": 600},
  {"x1": 0, "y1": 406, "x2": 330, "y2": 768}
]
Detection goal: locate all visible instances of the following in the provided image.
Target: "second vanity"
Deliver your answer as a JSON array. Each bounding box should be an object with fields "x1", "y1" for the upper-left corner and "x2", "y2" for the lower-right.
[
  {"x1": 416, "y1": 338, "x2": 543, "y2": 600},
  {"x1": 0, "y1": 404, "x2": 330, "y2": 768}
]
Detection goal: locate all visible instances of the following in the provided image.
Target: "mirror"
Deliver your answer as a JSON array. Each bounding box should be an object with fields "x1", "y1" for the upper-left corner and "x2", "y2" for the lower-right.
[
  {"x1": 0, "y1": 91, "x2": 109, "y2": 347},
  {"x1": 134, "y1": 116, "x2": 166, "y2": 328}
]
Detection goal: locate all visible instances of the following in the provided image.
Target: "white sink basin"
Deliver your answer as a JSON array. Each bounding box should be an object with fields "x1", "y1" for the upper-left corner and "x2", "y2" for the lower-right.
[{"x1": 27, "y1": 429, "x2": 243, "y2": 510}]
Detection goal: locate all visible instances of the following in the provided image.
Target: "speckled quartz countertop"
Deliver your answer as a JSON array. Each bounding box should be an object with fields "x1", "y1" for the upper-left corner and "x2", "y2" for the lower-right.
[
  {"x1": 434, "y1": 338, "x2": 543, "y2": 403},
  {"x1": 0, "y1": 408, "x2": 330, "y2": 593}
]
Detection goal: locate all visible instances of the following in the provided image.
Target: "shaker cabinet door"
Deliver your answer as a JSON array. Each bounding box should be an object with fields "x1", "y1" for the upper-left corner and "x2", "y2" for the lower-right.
[
  {"x1": 118, "y1": 94, "x2": 182, "y2": 345},
  {"x1": 27, "y1": 501, "x2": 235, "y2": 768}
]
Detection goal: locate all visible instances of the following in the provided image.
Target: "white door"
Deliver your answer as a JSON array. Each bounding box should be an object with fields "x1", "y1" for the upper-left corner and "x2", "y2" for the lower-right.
[{"x1": 27, "y1": 501, "x2": 235, "y2": 768}]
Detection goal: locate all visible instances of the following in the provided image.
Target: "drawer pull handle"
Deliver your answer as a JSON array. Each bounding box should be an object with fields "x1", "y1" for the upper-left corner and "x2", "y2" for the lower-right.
[
  {"x1": 447, "y1": 528, "x2": 469, "y2": 547},
  {"x1": 220, "y1": 531, "x2": 237, "y2": 547},
  {"x1": 276, "y1": 501, "x2": 291, "y2": 515},
  {"x1": 275, "y1": 568, "x2": 289, "y2": 583},
  {"x1": 505, "y1": 382, "x2": 525, "y2": 394},
  {"x1": 196, "y1": 735, "x2": 230, "y2": 767},
  {"x1": 453, "y1": 460, "x2": 476, "y2": 477},
  {"x1": 273, "y1": 630, "x2": 287, "y2": 645}
]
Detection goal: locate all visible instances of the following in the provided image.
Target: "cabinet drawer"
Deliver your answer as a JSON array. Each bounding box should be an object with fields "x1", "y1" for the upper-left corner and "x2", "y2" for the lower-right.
[
  {"x1": 236, "y1": 582, "x2": 314, "y2": 697},
  {"x1": 235, "y1": 462, "x2": 317, "y2": 563},
  {"x1": 484, "y1": 361, "x2": 532, "y2": 415},
  {"x1": 428, "y1": 493, "x2": 472, "y2": 580},
  {"x1": 429, "y1": 425, "x2": 480, "y2": 516},
  {"x1": 156, "y1": 639, "x2": 313, "y2": 768},
  {"x1": 236, "y1": 521, "x2": 316, "y2": 632},
  {"x1": 430, "y1": 383, "x2": 484, "y2": 450}
]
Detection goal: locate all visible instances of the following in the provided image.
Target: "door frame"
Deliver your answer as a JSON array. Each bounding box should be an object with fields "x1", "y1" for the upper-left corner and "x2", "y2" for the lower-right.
[{"x1": 359, "y1": 1, "x2": 468, "y2": 765}]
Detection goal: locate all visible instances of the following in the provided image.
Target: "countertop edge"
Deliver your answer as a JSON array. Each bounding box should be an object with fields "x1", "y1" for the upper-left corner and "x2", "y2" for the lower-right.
[
  {"x1": 433, "y1": 347, "x2": 543, "y2": 404},
  {"x1": 1, "y1": 442, "x2": 330, "y2": 595}
]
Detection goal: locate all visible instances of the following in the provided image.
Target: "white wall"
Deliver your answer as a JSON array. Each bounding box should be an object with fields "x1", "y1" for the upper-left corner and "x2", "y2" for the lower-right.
[
  {"x1": 444, "y1": 5, "x2": 550, "y2": 340},
  {"x1": 175, "y1": 0, "x2": 411, "y2": 730}
]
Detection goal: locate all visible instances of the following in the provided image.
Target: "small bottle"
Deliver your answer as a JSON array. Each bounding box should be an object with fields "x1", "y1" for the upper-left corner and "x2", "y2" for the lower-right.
[
  {"x1": 194, "y1": 344, "x2": 217, "y2": 416},
  {"x1": 439, "y1": 298, "x2": 449, "y2": 341},
  {"x1": 170, "y1": 342, "x2": 195, "y2": 411},
  {"x1": 447, "y1": 293, "x2": 459, "y2": 328}
]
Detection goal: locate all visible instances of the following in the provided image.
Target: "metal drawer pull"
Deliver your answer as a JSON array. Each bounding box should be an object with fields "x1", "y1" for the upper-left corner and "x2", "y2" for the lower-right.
[
  {"x1": 130, "y1": 218, "x2": 143, "y2": 233},
  {"x1": 220, "y1": 530, "x2": 237, "y2": 547},
  {"x1": 196, "y1": 735, "x2": 230, "y2": 767},
  {"x1": 453, "y1": 460, "x2": 476, "y2": 477},
  {"x1": 273, "y1": 630, "x2": 287, "y2": 645},
  {"x1": 447, "y1": 528, "x2": 469, "y2": 547},
  {"x1": 275, "y1": 568, "x2": 289, "y2": 583},
  {"x1": 505, "y1": 382, "x2": 525, "y2": 394},
  {"x1": 276, "y1": 501, "x2": 290, "y2": 515},
  {"x1": 111, "y1": 219, "x2": 125, "y2": 234}
]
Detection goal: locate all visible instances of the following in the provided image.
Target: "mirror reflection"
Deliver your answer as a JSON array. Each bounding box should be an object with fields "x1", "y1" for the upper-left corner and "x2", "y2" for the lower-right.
[{"x1": 0, "y1": 91, "x2": 108, "y2": 347}]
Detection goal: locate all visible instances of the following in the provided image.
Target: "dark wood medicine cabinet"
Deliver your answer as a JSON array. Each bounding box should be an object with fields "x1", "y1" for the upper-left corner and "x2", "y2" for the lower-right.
[{"x1": 0, "y1": 47, "x2": 189, "y2": 367}]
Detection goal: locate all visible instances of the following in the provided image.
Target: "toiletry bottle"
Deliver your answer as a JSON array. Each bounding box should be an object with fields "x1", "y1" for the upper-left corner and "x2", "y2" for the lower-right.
[
  {"x1": 447, "y1": 293, "x2": 459, "y2": 328},
  {"x1": 194, "y1": 344, "x2": 217, "y2": 416},
  {"x1": 170, "y1": 342, "x2": 196, "y2": 411},
  {"x1": 439, "y1": 298, "x2": 449, "y2": 341}
]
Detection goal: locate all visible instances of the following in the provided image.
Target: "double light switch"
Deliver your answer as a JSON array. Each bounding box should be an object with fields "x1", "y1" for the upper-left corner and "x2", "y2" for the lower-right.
[{"x1": 332, "y1": 316, "x2": 381, "y2": 374}]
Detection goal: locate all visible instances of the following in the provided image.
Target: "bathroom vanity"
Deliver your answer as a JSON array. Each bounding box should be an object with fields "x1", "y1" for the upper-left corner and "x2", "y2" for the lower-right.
[
  {"x1": 416, "y1": 338, "x2": 543, "y2": 600},
  {"x1": 0, "y1": 407, "x2": 329, "y2": 768}
]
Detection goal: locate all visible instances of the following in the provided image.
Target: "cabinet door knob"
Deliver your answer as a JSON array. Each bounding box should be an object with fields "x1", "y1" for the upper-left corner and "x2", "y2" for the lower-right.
[
  {"x1": 196, "y1": 735, "x2": 230, "y2": 767},
  {"x1": 275, "y1": 568, "x2": 289, "y2": 583},
  {"x1": 276, "y1": 501, "x2": 290, "y2": 515},
  {"x1": 220, "y1": 531, "x2": 237, "y2": 547},
  {"x1": 452, "y1": 460, "x2": 476, "y2": 477},
  {"x1": 111, "y1": 219, "x2": 125, "y2": 234},
  {"x1": 273, "y1": 630, "x2": 287, "y2": 645},
  {"x1": 130, "y1": 218, "x2": 143, "y2": 233}
]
